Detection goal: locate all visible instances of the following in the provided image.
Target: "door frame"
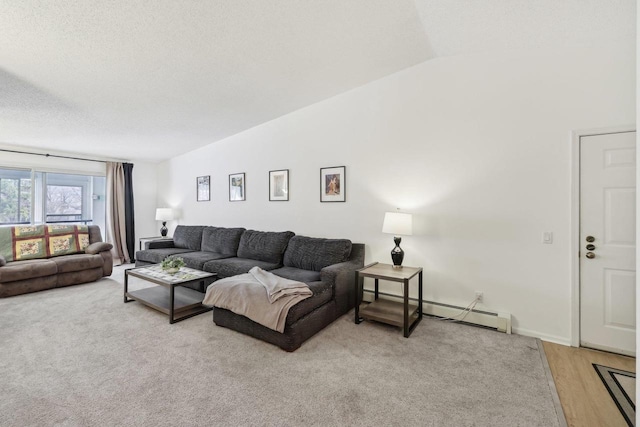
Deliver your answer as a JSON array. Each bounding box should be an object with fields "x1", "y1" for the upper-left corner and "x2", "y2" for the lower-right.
[{"x1": 570, "y1": 125, "x2": 636, "y2": 349}]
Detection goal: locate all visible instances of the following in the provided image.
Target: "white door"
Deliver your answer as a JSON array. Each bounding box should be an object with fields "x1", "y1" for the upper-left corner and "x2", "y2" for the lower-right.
[{"x1": 580, "y1": 131, "x2": 636, "y2": 356}]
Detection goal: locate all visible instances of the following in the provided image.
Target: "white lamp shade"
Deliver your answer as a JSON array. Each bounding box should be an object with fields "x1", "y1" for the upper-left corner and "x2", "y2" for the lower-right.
[
  {"x1": 155, "y1": 208, "x2": 175, "y2": 221},
  {"x1": 382, "y1": 212, "x2": 413, "y2": 236}
]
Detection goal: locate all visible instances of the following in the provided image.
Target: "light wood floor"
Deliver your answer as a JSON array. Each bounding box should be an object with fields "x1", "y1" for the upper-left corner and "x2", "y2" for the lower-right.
[{"x1": 543, "y1": 341, "x2": 635, "y2": 427}]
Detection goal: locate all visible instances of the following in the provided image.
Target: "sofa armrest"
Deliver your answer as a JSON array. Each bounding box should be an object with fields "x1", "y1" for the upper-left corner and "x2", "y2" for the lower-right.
[
  {"x1": 0, "y1": 254, "x2": 5, "y2": 267},
  {"x1": 321, "y1": 259, "x2": 364, "y2": 315},
  {"x1": 147, "y1": 240, "x2": 175, "y2": 249},
  {"x1": 85, "y1": 242, "x2": 113, "y2": 254}
]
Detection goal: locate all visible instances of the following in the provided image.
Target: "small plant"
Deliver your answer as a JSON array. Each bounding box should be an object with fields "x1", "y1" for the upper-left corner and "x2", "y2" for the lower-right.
[{"x1": 161, "y1": 255, "x2": 185, "y2": 271}]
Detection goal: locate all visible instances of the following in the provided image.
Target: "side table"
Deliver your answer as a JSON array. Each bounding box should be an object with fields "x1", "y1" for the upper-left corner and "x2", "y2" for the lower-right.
[
  {"x1": 354, "y1": 262, "x2": 423, "y2": 337},
  {"x1": 139, "y1": 236, "x2": 172, "y2": 251}
]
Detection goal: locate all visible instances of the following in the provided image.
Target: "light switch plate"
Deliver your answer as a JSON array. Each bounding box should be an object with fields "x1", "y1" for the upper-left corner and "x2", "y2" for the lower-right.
[{"x1": 542, "y1": 231, "x2": 553, "y2": 244}]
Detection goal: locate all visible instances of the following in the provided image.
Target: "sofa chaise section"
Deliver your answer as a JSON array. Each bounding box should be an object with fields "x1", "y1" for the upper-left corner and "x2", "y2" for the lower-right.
[{"x1": 213, "y1": 237, "x2": 365, "y2": 351}]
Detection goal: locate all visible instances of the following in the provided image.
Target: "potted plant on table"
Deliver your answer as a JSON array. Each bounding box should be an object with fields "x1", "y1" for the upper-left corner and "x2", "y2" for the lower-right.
[{"x1": 161, "y1": 255, "x2": 185, "y2": 274}]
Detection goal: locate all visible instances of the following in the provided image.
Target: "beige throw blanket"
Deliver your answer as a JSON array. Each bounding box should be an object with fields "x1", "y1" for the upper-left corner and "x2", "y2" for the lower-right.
[{"x1": 203, "y1": 267, "x2": 312, "y2": 333}]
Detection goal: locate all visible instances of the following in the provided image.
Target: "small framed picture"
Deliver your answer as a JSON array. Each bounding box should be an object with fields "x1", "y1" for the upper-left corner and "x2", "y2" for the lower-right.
[
  {"x1": 320, "y1": 166, "x2": 345, "y2": 202},
  {"x1": 269, "y1": 169, "x2": 289, "y2": 201},
  {"x1": 197, "y1": 176, "x2": 210, "y2": 202},
  {"x1": 229, "y1": 173, "x2": 246, "y2": 201}
]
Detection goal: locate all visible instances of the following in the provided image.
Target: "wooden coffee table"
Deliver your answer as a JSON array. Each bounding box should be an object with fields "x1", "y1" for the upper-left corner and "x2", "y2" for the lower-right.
[{"x1": 124, "y1": 264, "x2": 216, "y2": 323}]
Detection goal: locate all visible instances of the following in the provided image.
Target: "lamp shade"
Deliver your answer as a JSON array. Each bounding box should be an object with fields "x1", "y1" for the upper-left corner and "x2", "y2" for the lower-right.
[
  {"x1": 382, "y1": 212, "x2": 413, "y2": 236},
  {"x1": 155, "y1": 208, "x2": 175, "y2": 221}
]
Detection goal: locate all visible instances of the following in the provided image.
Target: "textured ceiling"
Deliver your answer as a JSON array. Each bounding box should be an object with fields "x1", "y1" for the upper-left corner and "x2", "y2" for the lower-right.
[{"x1": 0, "y1": 0, "x2": 635, "y2": 163}]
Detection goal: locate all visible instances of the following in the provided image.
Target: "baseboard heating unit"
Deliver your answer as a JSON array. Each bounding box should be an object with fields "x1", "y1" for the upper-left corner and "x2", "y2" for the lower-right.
[{"x1": 362, "y1": 290, "x2": 511, "y2": 334}]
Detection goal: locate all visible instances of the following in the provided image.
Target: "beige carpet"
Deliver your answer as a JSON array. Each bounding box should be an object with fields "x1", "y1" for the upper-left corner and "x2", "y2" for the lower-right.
[{"x1": 0, "y1": 266, "x2": 562, "y2": 426}]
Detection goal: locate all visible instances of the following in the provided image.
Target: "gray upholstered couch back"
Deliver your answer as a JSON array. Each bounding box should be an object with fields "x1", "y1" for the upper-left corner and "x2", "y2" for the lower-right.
[
  {"x1": 237, "y1": 230, "x2": 295, "y2": 264},
  {"x1": 283, "y1": 236, "x2": 352, "y2": 272},
  {"x1": 173, "y1": 225, "x2": 206, "y2": 250}
]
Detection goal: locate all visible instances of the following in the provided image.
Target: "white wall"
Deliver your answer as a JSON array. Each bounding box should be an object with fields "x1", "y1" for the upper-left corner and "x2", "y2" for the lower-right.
[{"x1": 157, "y1": 44, "x2": 635, "y2": 343}]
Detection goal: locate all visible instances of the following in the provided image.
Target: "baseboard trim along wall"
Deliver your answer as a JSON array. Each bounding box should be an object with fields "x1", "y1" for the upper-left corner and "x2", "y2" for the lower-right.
[
  {"x1": 362, "y1": 290, "x2": 512, "y2": 334},
  {"x1": 511, "y1": 327, "x2": 572, "y2": 347}
]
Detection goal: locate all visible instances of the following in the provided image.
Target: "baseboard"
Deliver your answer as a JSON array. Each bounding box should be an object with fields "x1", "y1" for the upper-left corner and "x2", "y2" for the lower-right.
[
  {"x1": 362, "y1": 290, "x2": 511, "y2": 334},
  {"x1": 511, "y1": 327, "x2": 571, "y2": 346}
]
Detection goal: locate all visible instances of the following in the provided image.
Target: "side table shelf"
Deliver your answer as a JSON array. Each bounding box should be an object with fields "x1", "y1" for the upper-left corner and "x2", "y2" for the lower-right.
[
  {"x1": 354, "y1": 262, "x2": 423, "y2": 338},
  {"x1": 139, "y1": 236, "x2": 172, "y2": 251}
]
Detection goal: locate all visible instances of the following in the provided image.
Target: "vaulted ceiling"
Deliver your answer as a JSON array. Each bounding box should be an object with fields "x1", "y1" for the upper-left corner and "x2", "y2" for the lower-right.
[{"x1": 0, "y1": 0, "x2": 635, "y2": 162}]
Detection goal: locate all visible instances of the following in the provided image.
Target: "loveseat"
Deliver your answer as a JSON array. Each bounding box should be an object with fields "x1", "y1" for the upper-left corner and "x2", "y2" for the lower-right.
[
  {"x1": 0, "y1": 225, "x2": 114, "y2": 298},
  {"x1": 136, "y1": 225, "x2": 364, "y2": 351}
]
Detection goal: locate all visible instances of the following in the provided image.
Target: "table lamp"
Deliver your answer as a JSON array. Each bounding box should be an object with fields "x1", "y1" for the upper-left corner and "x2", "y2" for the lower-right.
[
  {"x1": 382, "y1": 211, "x2": 413, "y2": 268},
  {"x1": 155, "y1": 208, "x2": 174, "y2": 237}
]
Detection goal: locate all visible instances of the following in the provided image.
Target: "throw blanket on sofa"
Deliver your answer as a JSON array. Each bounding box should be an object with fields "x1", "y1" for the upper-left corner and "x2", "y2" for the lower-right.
[
  {"x1": 0, "y1": 225, "x2": 90, "y2": 262},
  {"x1": 203, "y1": 267, "x2": 312, "y2": 332}
]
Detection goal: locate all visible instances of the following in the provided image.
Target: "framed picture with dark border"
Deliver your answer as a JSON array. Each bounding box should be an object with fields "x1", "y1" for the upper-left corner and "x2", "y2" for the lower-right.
[
  {"x1": 269, "y1": 169, "x2": 289, "y2": 201},
  {"x1": 197, "y1": 175, "x2": 210, "y2": 202},
  {"x1": 320, "y1": 166, "x2": 345, "y2": 202},
  {"x1": 229, "y1": 173, "x2": 245, "y2": 201}
]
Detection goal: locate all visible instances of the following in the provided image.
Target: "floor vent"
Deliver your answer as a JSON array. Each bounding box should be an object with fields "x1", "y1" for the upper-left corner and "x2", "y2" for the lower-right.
[{"x1": 362, "y1": 290, "x2": 511, "y2": 334}]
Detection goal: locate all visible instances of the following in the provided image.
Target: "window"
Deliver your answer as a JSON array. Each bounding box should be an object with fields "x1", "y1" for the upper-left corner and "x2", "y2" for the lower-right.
[
  {"x1": 46, "y1": 185, "x2": 83, "y2": 222},
  {"x1": 0, "y1": 167, "x2": 105, "y2": 231},
  {"x1": 0, "y1": 168, "x2": 31, "y2": 224}
]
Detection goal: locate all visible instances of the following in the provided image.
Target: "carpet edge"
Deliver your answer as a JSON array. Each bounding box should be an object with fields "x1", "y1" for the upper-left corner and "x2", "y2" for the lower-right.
[{"x1": 537, "y1": 339, "x2": 568, "y2": 427}]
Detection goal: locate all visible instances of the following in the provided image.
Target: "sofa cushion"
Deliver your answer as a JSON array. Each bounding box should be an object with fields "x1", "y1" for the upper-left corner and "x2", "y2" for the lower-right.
[
  {"x1": 271, "y1": 267, "x2": 322, "y2": 284},
  {"x1": 285, "y1": 281, "x2": 333, "y2": 324},
  {"x1": 0, "y1": 259, "x2": 58, "y2": 283},
  {"x1": 237, "y1": 230, "x2": 294, "y2": 264},
  {"x1": 51, "y1": 253, "x2": 104, "y2": 273},
  {"x1": 135, "y1": 248, "x2": 197, "y2": 264},
  {"x1": 173, "y1": 225, "x2": 206, "y2": 250},
  {"x1": 283, "y1": 236, "x2": 352, "y2": 272},
  {"x1": 180, "y1": 251, "x2": 234, "y2": 270},
  {"x1": 203, "y1": 258, "x2": 280, "y2": 279},
  {"x1": 56, "y1": 267, "x2": 104, "y2": 288},
  {"x1": 0, "y1": 275, "x2": 58, "y2": 298},
  {"x1": 201, "y1": 227, "x2": 245, "y2": 255}
]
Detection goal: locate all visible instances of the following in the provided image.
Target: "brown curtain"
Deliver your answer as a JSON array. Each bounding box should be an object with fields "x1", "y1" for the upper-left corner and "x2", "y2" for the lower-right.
[{"x1": 106, "y1": 162, "x2": 131, "y2": 264}]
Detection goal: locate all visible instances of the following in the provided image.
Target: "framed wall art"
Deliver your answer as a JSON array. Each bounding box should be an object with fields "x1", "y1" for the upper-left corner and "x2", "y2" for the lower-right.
[
  {"x1": 196, "y1": 175, "x2": 210, "y2": 202},
  {"x1": 229, "y1": 173, "x2": 246, "y2": 201},
  {"x1": 269, "y1": 169, "x2": 289, "y2": 201},
  {"x1": 320, "y1": 166, "x2": 345, "y2": 202}
]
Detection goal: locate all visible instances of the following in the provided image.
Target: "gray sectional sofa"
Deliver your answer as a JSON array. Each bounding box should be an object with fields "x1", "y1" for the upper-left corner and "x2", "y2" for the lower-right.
[{"x1": 136, "y1": 225, "x2": 364, "y2": 351}]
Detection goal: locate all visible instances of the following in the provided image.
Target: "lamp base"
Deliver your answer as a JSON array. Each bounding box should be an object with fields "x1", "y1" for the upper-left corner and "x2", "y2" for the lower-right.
[
  {"x1": 160, "y1": 222, "x2": 168, "y2": 237},
  {"x1": 391, "y1": 236, "x2": 404, "y2": 267}
]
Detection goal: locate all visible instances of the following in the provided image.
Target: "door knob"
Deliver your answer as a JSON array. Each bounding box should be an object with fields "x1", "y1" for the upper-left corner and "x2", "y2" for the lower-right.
[
  {"x1": 586, "y1": 244, "x2": 595, "y2": 250},
  {"x1": 586, "y1": 252, "x2": 595, "y2": 259},
  {"x1": 586, "y1": 236, "x2": 595, "y2": 242}
]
